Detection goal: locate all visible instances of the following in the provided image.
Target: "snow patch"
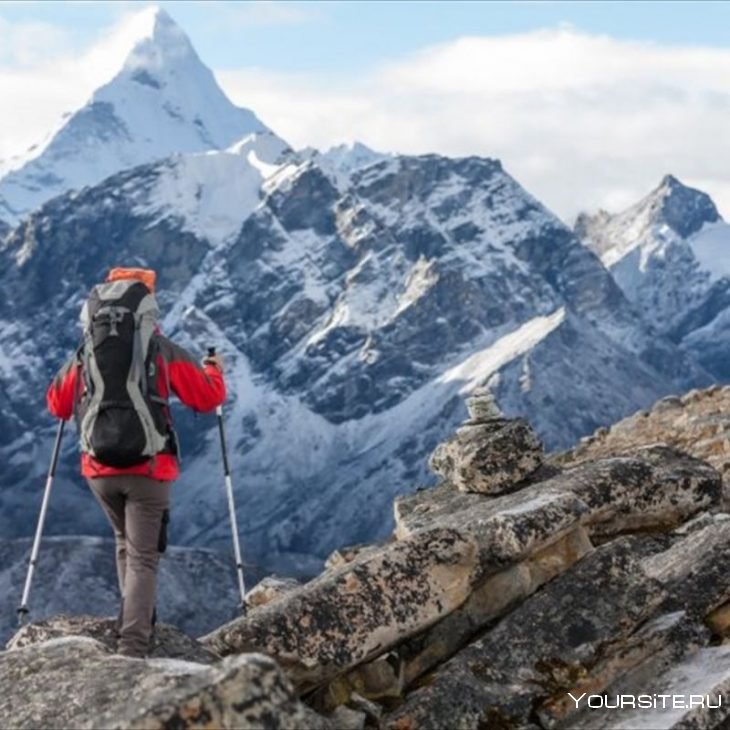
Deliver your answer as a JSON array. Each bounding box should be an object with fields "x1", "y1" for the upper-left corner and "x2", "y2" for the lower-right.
[
  {"x1": 689, "y1": 221, "x2": 730, "y2": 281},
  {"x1": 439, "y1": 308, "x2": 566, "y2": 392},
  {"x1": 135, "y1": 150, "x2": 269, "y2": 246}
]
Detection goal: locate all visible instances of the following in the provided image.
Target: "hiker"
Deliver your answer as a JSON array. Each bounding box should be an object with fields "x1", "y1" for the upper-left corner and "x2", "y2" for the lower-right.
[{"x1": 46, "y1": 267, "x2": 226, "y2": 657}]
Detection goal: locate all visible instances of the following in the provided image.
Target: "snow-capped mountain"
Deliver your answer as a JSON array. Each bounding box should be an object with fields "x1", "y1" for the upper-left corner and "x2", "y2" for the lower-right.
[
  {"x1": 0, "y1": 149, "x2": 710, "y2": 575},
  {"x1": 576, "y1": 175, "x2": 730, "y2": 379},
  {"x1": 301, "y1": 142, "x2": 393, "y2": 190},
  {"x1": 0, "y1": 8, "x2": 715, "y2": 577},
  {"x1": 0, "y1": 7, "x2": 287, "y2": 224}
]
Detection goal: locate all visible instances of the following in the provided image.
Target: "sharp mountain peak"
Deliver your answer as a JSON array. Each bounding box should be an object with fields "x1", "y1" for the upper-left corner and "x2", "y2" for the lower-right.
[{"x1": 0, "y1": 6, "x2": 281, "y2": 223}]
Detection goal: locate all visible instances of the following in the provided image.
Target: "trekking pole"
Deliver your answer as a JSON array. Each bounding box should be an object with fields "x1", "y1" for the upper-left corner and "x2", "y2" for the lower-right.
[
  {"x1": 208, "y1": 347, "x2": 247, "y2": 614},
  {"x1": 17, "y1": 419, "x2": 66, "y2": 625}
]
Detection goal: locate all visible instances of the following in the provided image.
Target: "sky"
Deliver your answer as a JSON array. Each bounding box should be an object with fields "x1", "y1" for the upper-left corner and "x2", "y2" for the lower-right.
[{"x1": 1, "y1": 1, "x2": 730, "y2": 221}]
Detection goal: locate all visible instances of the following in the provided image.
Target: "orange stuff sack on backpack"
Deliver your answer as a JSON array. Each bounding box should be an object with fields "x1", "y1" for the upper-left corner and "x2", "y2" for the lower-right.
[{"x1": 106, "y1": 267, "x2": 157, "y2": 293}]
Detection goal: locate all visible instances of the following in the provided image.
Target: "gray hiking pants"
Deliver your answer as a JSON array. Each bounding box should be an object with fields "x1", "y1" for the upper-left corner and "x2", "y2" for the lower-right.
[{"x1": 87, "y1": 476, "x2": 171, "y2": 657}]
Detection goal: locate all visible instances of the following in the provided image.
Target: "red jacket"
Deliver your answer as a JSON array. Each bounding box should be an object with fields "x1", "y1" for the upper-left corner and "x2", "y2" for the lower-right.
[{"x1": 47, "y1": 334, "x2": 226, "y2": 481}]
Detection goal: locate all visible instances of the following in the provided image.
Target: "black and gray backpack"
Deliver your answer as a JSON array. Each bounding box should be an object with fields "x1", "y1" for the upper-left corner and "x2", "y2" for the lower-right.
[{"x1": 76, "y1": 279, "x2": 170, "y2": 467}]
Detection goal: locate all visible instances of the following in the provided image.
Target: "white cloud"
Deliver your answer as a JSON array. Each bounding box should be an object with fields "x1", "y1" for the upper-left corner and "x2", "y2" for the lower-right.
[
  {"x1": 217, "y1": 28, "x2": 730, "y2": 221},
  {"x1": 0, "y1": 16, "x2": 73, "y2": 66}
]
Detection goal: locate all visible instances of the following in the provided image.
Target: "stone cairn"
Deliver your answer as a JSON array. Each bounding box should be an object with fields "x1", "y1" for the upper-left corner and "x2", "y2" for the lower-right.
[{"x1": 429, "y1": 387, "x2": 544, "y2": 494}]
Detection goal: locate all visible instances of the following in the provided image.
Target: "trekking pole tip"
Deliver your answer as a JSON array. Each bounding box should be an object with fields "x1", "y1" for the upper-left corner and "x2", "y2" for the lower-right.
[{"x1": 16, "y1": 606, "x2": 29, "y2": 626}]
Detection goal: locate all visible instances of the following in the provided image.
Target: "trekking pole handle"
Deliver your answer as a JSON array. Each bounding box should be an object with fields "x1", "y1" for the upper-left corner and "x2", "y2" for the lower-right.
[{"x1": 206, "y1": 347, "x2": 223, "y2": 417}]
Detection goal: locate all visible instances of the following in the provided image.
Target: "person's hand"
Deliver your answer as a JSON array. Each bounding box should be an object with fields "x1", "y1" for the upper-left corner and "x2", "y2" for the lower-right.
[{"x1": 203, "y1": 352, "x2": 224, "y2": 371}]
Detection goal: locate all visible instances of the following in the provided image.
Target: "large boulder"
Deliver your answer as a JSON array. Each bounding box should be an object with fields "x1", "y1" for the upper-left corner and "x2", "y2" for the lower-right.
[
  {"x1": 0, "y1": 635, "x2": 329, "y2": 730},
  {"x1": 202, "y1": 449, "x2": 718, "y2": 695},
  {"x1": 385, "y1": 538, "x2": 668, "y2": 730},
  {"x1": 643, "y1": 514, "x2": 730, "y2": 619},
  {"x1": 429, "y1": 388, "x2": 544, "y2": 494},
  {"x1": 388, "y1": 512, "x2": 730, "y2": 730},
  {"x1": 203, "y1": 526, "x2": 489, "y2": 692},
  {"x1": 397, "y1": 446, "x2": 720, "y2": 541},
  {"x1": 396, "y1": 525, "x2": 594, "y2": 685}
]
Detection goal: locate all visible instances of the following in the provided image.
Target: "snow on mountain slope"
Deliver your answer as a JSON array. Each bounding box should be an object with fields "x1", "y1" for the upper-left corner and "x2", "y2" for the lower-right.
[
  {"x1": 0, "y1": 148, "x2": 710, "y2": 575},
  {"x1": 576, "y1": 176, "x2": 721, "y2": 321},
  {"x1": 134, "y1": 131, "x2": 290, "y2": 247},
  {"x1": 576, "y1": 175, "x2": 730, "y2": 379},
  {"x1": 0, "y1": 7, "x2": 287, "y2": 224},
  {"x1": 0, "y1": 7, "x2": 714, "y2": 577},
  {"x1": 303, "y1": 142, "x2": 393, "y2": 190},
  {"x1": 439, "y1": 308, "x2": 566, "y2": 392},
  {"x1": 690, "y1": 221, "x2": 730, "y2": 280}
]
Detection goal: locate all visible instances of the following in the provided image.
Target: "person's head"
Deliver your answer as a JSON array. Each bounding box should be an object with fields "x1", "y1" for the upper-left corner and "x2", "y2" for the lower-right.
[{"x1": 106, "y1": 267, "x2": 157, "y2": 293}]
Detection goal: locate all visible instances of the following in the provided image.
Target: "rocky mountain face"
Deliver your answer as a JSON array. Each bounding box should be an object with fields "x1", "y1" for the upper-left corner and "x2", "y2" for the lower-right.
[
  {"x1": 3, "y1": 388, "x2": 729, "y2": 730},
  {"x1": 0, "y1": 8, "x2": 720, "y2": 580},
  {"x1": 576, "y1": 175, "x2": 730, "y2": 379},
  {"x1": 0, "y1": 146, "x2": 710, "y2": 576},
  {"x1": 0, "y1": 7, "x2": 281, "y2": 223}
]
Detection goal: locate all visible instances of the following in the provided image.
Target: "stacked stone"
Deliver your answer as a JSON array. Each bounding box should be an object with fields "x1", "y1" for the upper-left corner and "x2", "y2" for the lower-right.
[{"x1": 429, "y1": 387, "x2": 545, "y2": 494}]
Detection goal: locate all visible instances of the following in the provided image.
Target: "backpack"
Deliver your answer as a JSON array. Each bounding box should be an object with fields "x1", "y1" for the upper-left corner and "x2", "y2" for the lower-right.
[{"x1": 76, "y1": 279, "x2": 170, "y2": 467}]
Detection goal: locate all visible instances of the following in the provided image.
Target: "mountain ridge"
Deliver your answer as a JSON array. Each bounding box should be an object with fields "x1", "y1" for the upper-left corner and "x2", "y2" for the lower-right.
[
  {"x1": 0, "y1": 7, "x2": 721, "y2": 574},
  {"x1": 576, "y1": 174, "x2": 730, "y2": 380},
  {"x1": 0, "y1": 147, "x2": 711, "y2": 572}
]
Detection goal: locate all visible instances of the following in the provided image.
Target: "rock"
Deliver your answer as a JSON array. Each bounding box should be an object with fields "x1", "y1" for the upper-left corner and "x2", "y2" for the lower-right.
[
  {"x1": 398, "y1": 525, "x2": 594, "y2": 686},
  {"x1": 7, "y1": 614, "x2": 219, "y2": 664},
  {"x1": 246, "y1": 576, "x2": 301, "y2": 609},
  {"x1": 202, "y1": 450, "x2": 717, "y2": 694},
  {"x1": 643, "y1": 514, "x2": 730, "y2": 620},
  {"x1": 349, "y1": 692, "x2": 383, "y2": 723},
  {"x1": 118, "y1": 653, "x2": 331, "y2": 730},
  {"x1": 581, "y1": 446, "x2": 720, "y2": 539},
  {"x1": 330, "y1": 650, "x2": 405, "y2": 702},
  {"x1": 202, "y1": 485, "x2": 588, "y2": 691},
  {"x1": 464, "y1": 387, "x2": 502, "y2": 422},
  {"x1": 202, "y1": 527, "x2": 484, "y2": 692},
  {"x1": 392, "y1": 483, "x2": 486, "y2": 539},
  {"x1": 562, "y1": 644, "x2": 730, "y2": 730},
  {"x1": 556, "y1": 385, "x2": 730, "y2": 490},
  {"x1": 536, "y1": 514, "x2": 730, "y2": 727},
  {"x1": 324, "y1": 543, "x2": 382, "y2": 570},
  {"x1": 398, "y1": 447, "x2": 720, "y2": 542},
  {"x1": 0, "y1": 636, "x2": 329, "y2": 730},
  {"x1": 537, "y1": 611, "x2": 709, "y2": 728},
  {"x1": 385, "y1": 539, "x2": 667, "y2": 730},
  {"x1": 327, "y1": 705, "x2": 367, "y2": 730},
  {"x1": 429, "y1": 417, "x2": 544, "y2": 494}
]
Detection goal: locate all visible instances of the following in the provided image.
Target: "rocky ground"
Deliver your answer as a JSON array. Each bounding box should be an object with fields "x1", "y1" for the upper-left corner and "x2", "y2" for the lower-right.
[
  {"x1": 2, "y1": 386, "x2": 729, "y2": 729},
  {"x1": 556, "y1": 384, "x2": 730, "y2": 486}
]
